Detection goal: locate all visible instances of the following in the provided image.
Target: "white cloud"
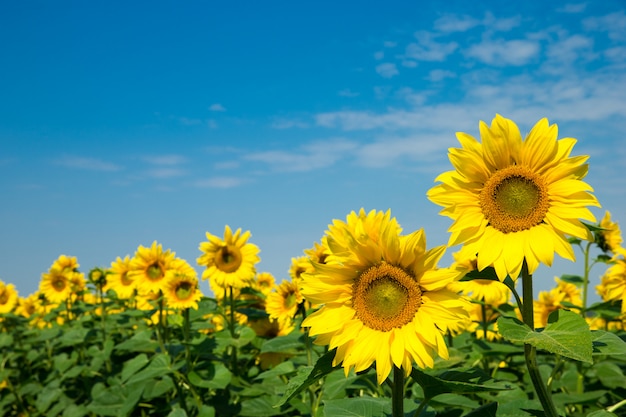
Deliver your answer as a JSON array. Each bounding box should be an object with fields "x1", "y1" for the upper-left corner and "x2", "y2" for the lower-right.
[
  {"x1": 54, "y1": 155, "x2": 122, "y2": 172},
  {"x1": 482, "y1": 13, "x2": 521, "y2": 32},
  {"x1": 193, "y1": 176, "x2": 245, "y2": 188},
  {"x1": 465, "y1": 39, "x2": 540, "y2": 66},
  {"x1": 556, "y1": 3, "x2": 588, "y2": 13},
  {"x1": 209, "y1": 103, "x2": 226, "y2": 112},
  {"x1": 434, "y1": 14, "x2": 481, "y2": 32},
  {"x1": 243, "y1": 139, "x2": 357, "y2": 172},
  {"x1": 583, "y1": 11, "x2": 626, "y2": 41},
  {"x1": 401, "y1": 60, "x2": 418, "y2": 68},
  {"x1": 144, "y1": 168, "x2": 187, "y2": 179},
  {"x1": 427, "y1": 69, "x2": 456, "y2": 82},
  {"x1": 544, "y1": 34, "x2": 594, "y2": 69},
  {"x1": 373, "y1": 51, "x2": 384, "y2": 60},
  {"x1": 383, "y1": 41, "x2": 397, "y2": 48},
  {"x1": 142, "y1": 154, "x2": 187, "y2": 165},
  {"x1": 405, "y1": 31, "x2": 458, "y2": 62},
  {"x1": 338, "y1": 88, "x2": 359, "y2": 97},
  {"x1": 375, "y1": 62, "x2": 399, "y2": 78}
]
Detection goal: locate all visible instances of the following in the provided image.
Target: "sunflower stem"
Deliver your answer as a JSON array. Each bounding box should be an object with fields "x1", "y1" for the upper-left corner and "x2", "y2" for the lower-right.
[
  {"x1": 521, "y1": 261, "x2": 560, "y2": 417},
  {"x1": 581, "y1": 241, "x2": 592, "y2": 315},
  {"x1": 392, "y1": 366, "x2": 404, "y2": 417}
]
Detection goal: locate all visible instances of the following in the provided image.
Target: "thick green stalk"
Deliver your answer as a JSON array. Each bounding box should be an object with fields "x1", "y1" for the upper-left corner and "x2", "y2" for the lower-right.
[
  {"x1": 581, "y1": 241, "x2": 592, "y2": 315},
  {"x1": 392, "y1": 366, "x2": 404, "y2": 417},
  {"x1": 521, "y1": 262, "x2": 559, "y2": 417}
]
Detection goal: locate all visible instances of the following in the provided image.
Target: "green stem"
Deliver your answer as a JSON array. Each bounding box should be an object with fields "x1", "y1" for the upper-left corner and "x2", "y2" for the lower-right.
[
  {"x1": 392, "y1": 366, "x2": 404, "y2": 417},
  {"x1": 521, "y1": 262, "x2": 560, "y2": 417},
  {"x1": 581, "y1": 241, "x2": 592, "y2": 316},
  {"x1": 183, "y1": 307, "x2": 192, "y2": 372}
]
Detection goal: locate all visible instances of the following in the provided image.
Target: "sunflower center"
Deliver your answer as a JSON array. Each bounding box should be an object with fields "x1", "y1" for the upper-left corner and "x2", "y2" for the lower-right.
[
  {"x1": 215, "y1": 245, "x2": 243, "y2": 273},
  {"x1": 175, "y1": 281, "x2": 194, "y2": 300},
  {"x1": 121, "y1": 272, "x2": 133, "y2": 286},
  {"x1": 147, "y1": 263, "x2": 164, "y2": 281},
  {"x1": 0, "y1": 292, "x2": 8, "y2": 304},
  {"x1": 52, "y1": 277, "x2": 67, "y2": 291},
  {"x1": 480, "y1": 165, "x2": 549, "y2": 233},
  {"x1": 352, "y1": 262, "x2": 422, "y2": 332},
  {"x1": 284, "y1": 292, "x2": 297, "y2": 309}
]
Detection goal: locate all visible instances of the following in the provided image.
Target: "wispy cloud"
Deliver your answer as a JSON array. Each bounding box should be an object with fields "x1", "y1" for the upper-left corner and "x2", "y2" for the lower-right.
[
  {"x1": 434, "y1": 14, "x2": 481, "y2": 33},
  {"x1": 144, "y1": 168, "x2": 187, "y2": 179},
  {"x1": 338, "y1": 88, "x2": 359, "y2": 97},
  {"x1": 53, "y1": 155, "x2": 122, "y2": 172},
  {"x1": 404, "y1": 31, "x2": 458, "y2": 62},
  {"x1": 557, "y1": 3, "x2": 588, "y2": 13},
  {"x1": 142, "y1": 154, "x2": 188, "y2": 165},
  {"x1": 209, "y1": 103, "x2": 227, "y2": 112},
  {"x1": 192, "y1": 176, "x2": 245, "y2": 188},
  {"x1": 465, "y1": 38, "x2": 540, "y2": 66},
  {"x1": 583, "y1": 11, "x2": 626, "y2": 41},
  {"x1": 243, "y1": 139, "x2": 357, "y2": 172},
  {"x1": 375, "y1": 63, "x2": 399, "y2": 78}
]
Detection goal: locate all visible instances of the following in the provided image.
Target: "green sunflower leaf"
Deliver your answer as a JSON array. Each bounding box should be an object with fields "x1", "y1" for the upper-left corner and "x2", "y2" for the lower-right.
[
  {"x1": 410, "y1": 367, "x2": 511, "y2": 400},
  {"x1": 274, "y1": 348, "x2": 339, "y2": 408},
  {"x1": 592, "y1": 330, "x2": 626, "y2": 356},
  {"x1": 497, "y1": 309, "x2": 593, "y2": 363}
]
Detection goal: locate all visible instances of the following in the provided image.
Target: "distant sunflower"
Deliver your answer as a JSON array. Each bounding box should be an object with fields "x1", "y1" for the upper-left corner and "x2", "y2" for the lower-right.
[
  {"x1": 289, "y1": 256, "x2": 311, "y2": 281},
  {"x1": 0, "y1": 280, "x2": 18, "y2": 314},
  {"x1": 253, "y1": 272, "x2": 276, "y2": 297},
  {"x1": 304, "y1": 238, "x2": 331, "y2": 265},
  {"x1": 197, "y1": 225, "x2": 260, "y2": 289},
  {"x1": 301, "y1": 209, "x2": 469, "y2": 384},
  {"x1": 106, "y1": 256, "x2": 136, "y2": 299},
  {"x1": 597, "y1": 257, "x2": 626, "y2": 313},
  {"x1": 448, "y1": 249, "x2": 511, "y2": 306},
  {"x1": 265, "y1": 280, "x2": 303, "y2": 325},
  {"x1": 595, "y1": 211, "x2": 625, "y2": 256},
  {"x1": 534, "y1": 278, "x2": 582, "y2": 328},
  {"x1": 15, "y1": 293, "x2": 39, "y2": 318},
  {"x1": 40, "y1": 268, "x2": 73, "y2": 303},
  {"x1": 428, "y1": 115, "x2": 600, "y2": 281},
  {"x1": 163, "y1": 259, "x2": 203, "y2": 310},
  {"x1": 128, "y1": 241, "x2": 176, "y2": 295}
]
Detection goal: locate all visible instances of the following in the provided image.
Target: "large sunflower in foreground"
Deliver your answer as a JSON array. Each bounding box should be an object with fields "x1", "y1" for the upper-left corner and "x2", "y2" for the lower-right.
[
  {"x1": 428, "y1": 114, "x2": 600, "y2": 281},
  {"x1": 300, "y1": 209, "x2": 469, "y2": 384},
  {"x1": 197, "y1": 225, "x2": 260, "y2": 289}
]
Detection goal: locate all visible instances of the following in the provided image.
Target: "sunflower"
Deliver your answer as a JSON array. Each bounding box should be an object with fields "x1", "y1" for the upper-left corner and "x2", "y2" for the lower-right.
[
  {"x1": 252, "y1": 272, "x2": 276, "y2": 297},
  {"x1": 105, "y1": 256, "x2": 136, "y2": 299},
  {"x1": 534, "y1": 278, "x2": 582, "y2": 328},
  {"x1": 304, "y1": 238, "x2": 331, "y2": 265},
  {"x1": 163, "y1": 259, "x2": 203, "y2": 310},
  {"x1": 15, "y1": 293, "x2": 39, "y2": 318},
  {"x1": 597, "y1": 257, "x2": 626, "y2": 313},
  {"x1": 428, "y1": 115, "x2": 600, "y2": 281},
  {"x1": 0, "y1": 280, "x2": 18, "y2": 314},
  {"x1": 266, "y1": 280, "x2": 303, "y2": 326},
  {"x1": 465, "y1": 302, "x2": 502, "y2": 341},
  {"x1": 448, "y1": 249, "x2": 511, "y2": 306},
  {"x1": 289, "y1": 256, "x2": 312, "y2": 281},
  {"x1": 197, "y1": 225, "x2": 260, "y2": 289},
  {"x1": 40, "y1": 268, "x2": 73, "y2": 303},
  {"x1": 128, "y1": 241, "x2": 176, "y2": 295},
  {"x1": 300, "y1": 209, "x2": 469, "y2": 384},
  {"x1": 595, "y1": 211, "x2": 625, "y2": 256}
]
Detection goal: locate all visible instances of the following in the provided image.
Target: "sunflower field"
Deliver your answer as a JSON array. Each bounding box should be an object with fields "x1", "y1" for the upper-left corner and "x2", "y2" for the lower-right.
[{"x1": 1, "y1": 115, "x2": 626, "y2": 417}]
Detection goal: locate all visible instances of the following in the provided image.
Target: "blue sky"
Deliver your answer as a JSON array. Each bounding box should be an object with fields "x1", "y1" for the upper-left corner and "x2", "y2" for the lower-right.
[{"x1": 1, "y1": 1, "x2": 625, "y2": 300}]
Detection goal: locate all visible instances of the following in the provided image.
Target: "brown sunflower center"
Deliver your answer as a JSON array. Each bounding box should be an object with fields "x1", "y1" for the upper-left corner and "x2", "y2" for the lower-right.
[
  {"x1": 175, "y1": 281, "x2": 194, "y2": 300},
  {"x1": 0, "y1": 292, "x2": 8, "y2": 304},
  {"x1": 215, "y1": 245, "x2": 243, "y2": 273},
  {"x1": 52, "y1": 276, "x2": 67, "y2": 291},
  {"x1": 480, "y1": 165, "x2": 549, "y2": 233},
  {"x1": 352, "y1": 262, "x2": 422, "y2": 332},
  {"x1": 121, "y1": 272, "x2": 133, "y2": 286},
  {"x1": 147, "y1": 262, "x2": 165, "y2": 281}
]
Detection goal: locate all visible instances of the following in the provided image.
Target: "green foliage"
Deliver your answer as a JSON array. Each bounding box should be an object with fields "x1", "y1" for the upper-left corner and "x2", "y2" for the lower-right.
[{"x1": 1, "y1": 287, "x2": 626, "y2": 417}]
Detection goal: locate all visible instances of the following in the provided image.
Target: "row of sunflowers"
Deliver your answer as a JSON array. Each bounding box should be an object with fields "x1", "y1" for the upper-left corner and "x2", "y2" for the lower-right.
[{"x1": 1, "y1": 115, "x2": 626, "y2": 417}]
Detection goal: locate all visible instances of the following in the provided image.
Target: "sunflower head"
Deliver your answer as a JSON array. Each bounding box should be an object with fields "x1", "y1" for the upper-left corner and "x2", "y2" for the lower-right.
[
  {"x1": 300, "y1": 209, "x2": 469, "y2": 384},
  {"x1": 105, "y1": 256, "x2": 136, "y2": 299},
  {"x1": 595, "y1": 211, "x2": 625, "y2": 256},
  {"x1": 197, "y1": 225, "x2": 260, "y2": 289},
  {"x1": 0, "y1": 280, "x2": 19, "y2": 314},
  {"x1": 428, "y1": 114, "x2": 600, "y2": 281},
  {"x1": 163, "y1": 261, "x2": 203, "y2": 310},
  {"x1": 129, "y1": 241, "x2": 176, "y2": 295}
]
